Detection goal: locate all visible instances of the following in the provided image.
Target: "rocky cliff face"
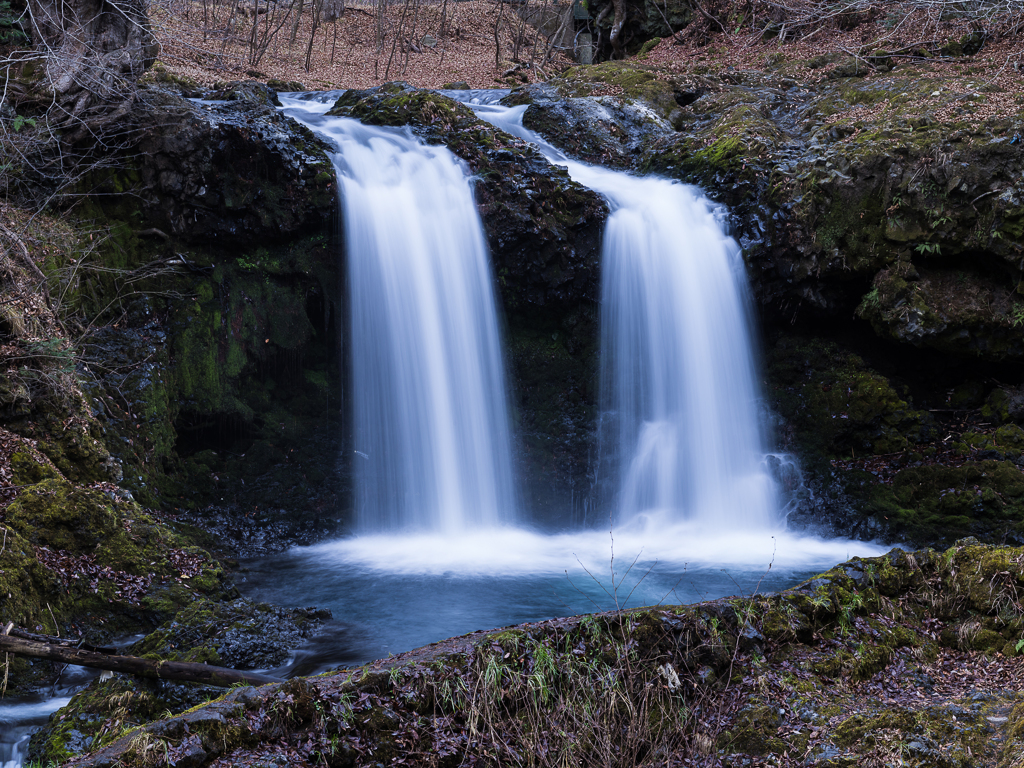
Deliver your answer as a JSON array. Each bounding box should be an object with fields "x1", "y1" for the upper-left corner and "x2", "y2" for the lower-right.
[
  {"x1": 66, "y1": 81, "x2": 346, "y2": 537},
  {"x1": 76, "y1": 66, "x2": 1024, "y2": 547}
]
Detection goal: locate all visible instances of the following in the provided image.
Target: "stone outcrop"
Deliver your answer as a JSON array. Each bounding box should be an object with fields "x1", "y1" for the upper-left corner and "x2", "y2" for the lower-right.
[
  {"x1": 500, "y1": 59, "x2": 1024, "y2": 547},
  {"x1": 131, "y1": 81, "x2": 336, "y2": 244}
]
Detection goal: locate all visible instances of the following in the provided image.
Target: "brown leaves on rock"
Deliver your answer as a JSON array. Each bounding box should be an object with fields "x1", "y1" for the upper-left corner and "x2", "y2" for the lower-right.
[
  {"x1": 167, "y1": 547, "x2": 208, "y2": 580},
  {"x1": 31, "y1": 544, "x2": 209, "y2": 604},
  {"x1": 33, "y1": 545, "x2": 153, "y2": 604}
]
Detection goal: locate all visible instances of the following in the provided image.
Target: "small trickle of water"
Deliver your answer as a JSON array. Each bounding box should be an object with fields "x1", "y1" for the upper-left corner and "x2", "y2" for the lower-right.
[
  {"x1": 472, "y1": 100, "x2": 783, "y2": 530},
  {"x1": 281, "y1": 95, "x2": 517, "y2": 533}
]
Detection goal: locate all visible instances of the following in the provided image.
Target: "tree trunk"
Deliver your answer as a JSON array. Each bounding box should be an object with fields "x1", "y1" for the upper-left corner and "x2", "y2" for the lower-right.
[
  {"x1": 0, "y1": 634, "x2": 285, "y2": 687},
  {"x1": 608, "y1": 0, "x2": 626, "y2": 58},
  {"x1": 12, "y1": 0, "x2": 159, "y2": 141},
  {"x1": 290, "y1": 0, "x2": 304, "y2": 44}
]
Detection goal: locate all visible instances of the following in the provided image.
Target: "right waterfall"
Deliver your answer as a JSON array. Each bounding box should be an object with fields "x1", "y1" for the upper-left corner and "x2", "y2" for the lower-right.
[
  {"x1": 470, "y1": 99, "x2": 785, "y2": 531},
  {"x1": 596, "y1": 174, "x2": 781, "y2": 529}
]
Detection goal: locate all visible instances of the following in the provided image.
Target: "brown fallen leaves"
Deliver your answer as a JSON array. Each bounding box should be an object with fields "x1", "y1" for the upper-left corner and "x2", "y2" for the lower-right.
[
  {"x1": 149, "y1": 0, "x2": 574, "y2": 91},
  {"x1": 33, "y1": 545, "x2": 153, "y2": 604}
]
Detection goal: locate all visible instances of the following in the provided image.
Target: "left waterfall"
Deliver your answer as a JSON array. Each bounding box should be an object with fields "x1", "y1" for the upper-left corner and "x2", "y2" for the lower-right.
[{"x1": 282, "y1": 95, "x2": 517, "y2": 533}]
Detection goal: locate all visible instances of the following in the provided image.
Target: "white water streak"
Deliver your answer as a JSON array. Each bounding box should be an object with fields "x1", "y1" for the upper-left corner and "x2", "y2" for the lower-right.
[
  {"x1": 475, "y1": 102, "x2": 780, "y2": 530},
  {"x1": 282, "y1": 96, "x2": 516, "y2": 533}
]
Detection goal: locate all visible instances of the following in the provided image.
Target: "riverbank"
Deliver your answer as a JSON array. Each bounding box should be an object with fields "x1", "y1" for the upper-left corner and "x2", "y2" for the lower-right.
[{"x1": 45, "y1": 540, "x2": 1024, "y2": 767}]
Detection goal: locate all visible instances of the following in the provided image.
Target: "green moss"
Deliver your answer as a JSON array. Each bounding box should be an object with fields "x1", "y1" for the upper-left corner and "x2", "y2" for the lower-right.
[
  {"x1": 725, "y1": 703, "x2": 784, "y2": 754},
  {"x1": 556, "y1": 61, "x2": 678, "y2": 118},
  {"x1": 852, "y1": 460, "x2": 1024, "y2": 545},
  {"x1": 1004, "y1": 701, "x2": 1024, "y2": 767},
  {"x1": 767, "y1": 335, "x2": 930, "y2": 466},
  {"x1": 636, "y1": 37, "x2": 662, "y2": 59},
  {"x1": 833, "y1": 708, "x2": 916, "y2": 747},
  {"x1": 6, "y1": 479, "x2": 120, "y2": 552}
]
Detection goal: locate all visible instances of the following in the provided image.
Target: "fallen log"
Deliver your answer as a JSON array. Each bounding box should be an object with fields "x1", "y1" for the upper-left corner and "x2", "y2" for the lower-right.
[
  {"x1": 0, "y1": 634, "x2": 284, "y2": 688},
  {"x1": 4, "y1": 626, "x2": 116, "y2": 655}
]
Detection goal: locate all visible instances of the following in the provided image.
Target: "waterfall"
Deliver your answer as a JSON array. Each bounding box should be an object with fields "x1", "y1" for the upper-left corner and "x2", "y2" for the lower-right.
[
  {"x1": 472, "y1": 100, "x2": 783, "y2": 530},
  {"x1": 281, "y1": 95, "x2": 517, "y2": 533},
  {"x1": 596, "y1": 177, "x2": 779, "y2": 528}
]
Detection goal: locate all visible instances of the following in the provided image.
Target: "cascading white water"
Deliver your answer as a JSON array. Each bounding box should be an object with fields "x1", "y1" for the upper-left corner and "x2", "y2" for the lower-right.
[
  {"x1": 471, "y1": 100, "x2": 782, "y2": 530},
  {"x1": 236, "y1": 92, "x2": 884, "y2": 667},
  {"x1": 281, "y1": 95, "x2": 517, "y2": 533},
  {"x1": 597, "y1": 177, "x2": 779, "y2": 528}
]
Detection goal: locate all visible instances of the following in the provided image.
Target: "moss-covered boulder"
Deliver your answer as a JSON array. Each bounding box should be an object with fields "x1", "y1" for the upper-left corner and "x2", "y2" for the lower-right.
[
  {"x1": 0, "y1": 432, "x2": 232, "y2": 693},
  {"x1": 767, "y1": 334, "x2": 932, "y2": 463},
  {"x1": 857, "y1": 264, "x2": 1024, "y2": 361},
  {"x1": 29, "y1": 597, "x2": 330, "y2": 765}
]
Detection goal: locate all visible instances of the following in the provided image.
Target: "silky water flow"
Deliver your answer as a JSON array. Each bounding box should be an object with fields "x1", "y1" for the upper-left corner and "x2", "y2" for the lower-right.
[
  {"x1": 235, "y1": 94, "x2": 885, "y2": 668},
  {"x1": 285, "y1": 96, "x2": 518, "y2": 533},
  {"x1": 469, "y1": 99, "x2": 793, "y2": 532}
]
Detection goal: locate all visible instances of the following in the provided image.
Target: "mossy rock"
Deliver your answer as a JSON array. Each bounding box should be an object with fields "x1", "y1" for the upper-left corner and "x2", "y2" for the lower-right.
[
  {"x1": 833, "y1": 707, "x2": 916, "y2": 747},
  {"x1": 857, "y1": 266, "x2": 1024, "y2": 361},
  {"x1": 852, "y1": 461, "x2": 1024, "y2": 546},
  {"x1": 725, "y1": 702, "x2": 784, "y2": 754},
  {"x1": 5, "y1": 479, "x2": 121, "y2": 553},
  {"x1": 1003, "y1": 701, "x2": 1024, "y2": 767},
  {"x1": 0, "y1": 522, "x2": 62, "y2": 638},
  {"x1": 767, "y1": 335, "x2": 931, "y2": 464}
]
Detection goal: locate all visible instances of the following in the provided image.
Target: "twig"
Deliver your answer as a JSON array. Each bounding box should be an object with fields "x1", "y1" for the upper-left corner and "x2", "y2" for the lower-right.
[
  {"x1": 46, "y1": 602, "x2": 60, "y2": 638},
  {"x1": 0, "y1": 220, "x2": 51, "y2": 305}
]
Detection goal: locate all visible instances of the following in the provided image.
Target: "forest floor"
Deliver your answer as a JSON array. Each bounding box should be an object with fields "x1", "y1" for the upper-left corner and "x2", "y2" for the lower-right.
[{"x1": 148, "y1": 0, "x2": 1024, "y2": 121}]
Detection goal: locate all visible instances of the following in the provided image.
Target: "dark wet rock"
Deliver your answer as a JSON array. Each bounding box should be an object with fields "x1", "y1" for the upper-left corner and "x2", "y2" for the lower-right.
[
  {"x1": 29, "y1": 597, "x2": 330, "y2": 764},
  {"x1": 503, "y1": 78, "x2": 674, "y2": 168},
  {"x1": 327, "y1": 83, "x2": 606, "y2": 312},
  {"x1": 127, "y1": 596, "x2": 330, "y2": 670},
  {"x1": 126, "y1": 80, "x2": 336, "y2": 244}
]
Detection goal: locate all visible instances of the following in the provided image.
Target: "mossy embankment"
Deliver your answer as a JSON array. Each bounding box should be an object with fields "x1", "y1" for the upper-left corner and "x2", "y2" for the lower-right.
[
  {"x1": 767, "y1": 332, "x2": 1024, "y2": 547},
  {"x1": 51, "y1": 541, "x2": 1024, "y2": 767},
  {"x1": 29, "y1": 597, "x2": 331, "y2": 765},
  {"x1": 0, "y1": 431, "x2": 234, "y2": 695},
  {"x1": 7, "y1": 80, "x2": 347, "y2": 541},
  {"x1": 0, "y1": 79, "x2": 345, "y2": 701}
]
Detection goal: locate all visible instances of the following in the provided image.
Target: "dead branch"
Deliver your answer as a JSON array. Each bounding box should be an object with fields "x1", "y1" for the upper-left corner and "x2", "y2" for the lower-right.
[{"x1": 0, "y1": 632, "x2": 284, "y2": 688}]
